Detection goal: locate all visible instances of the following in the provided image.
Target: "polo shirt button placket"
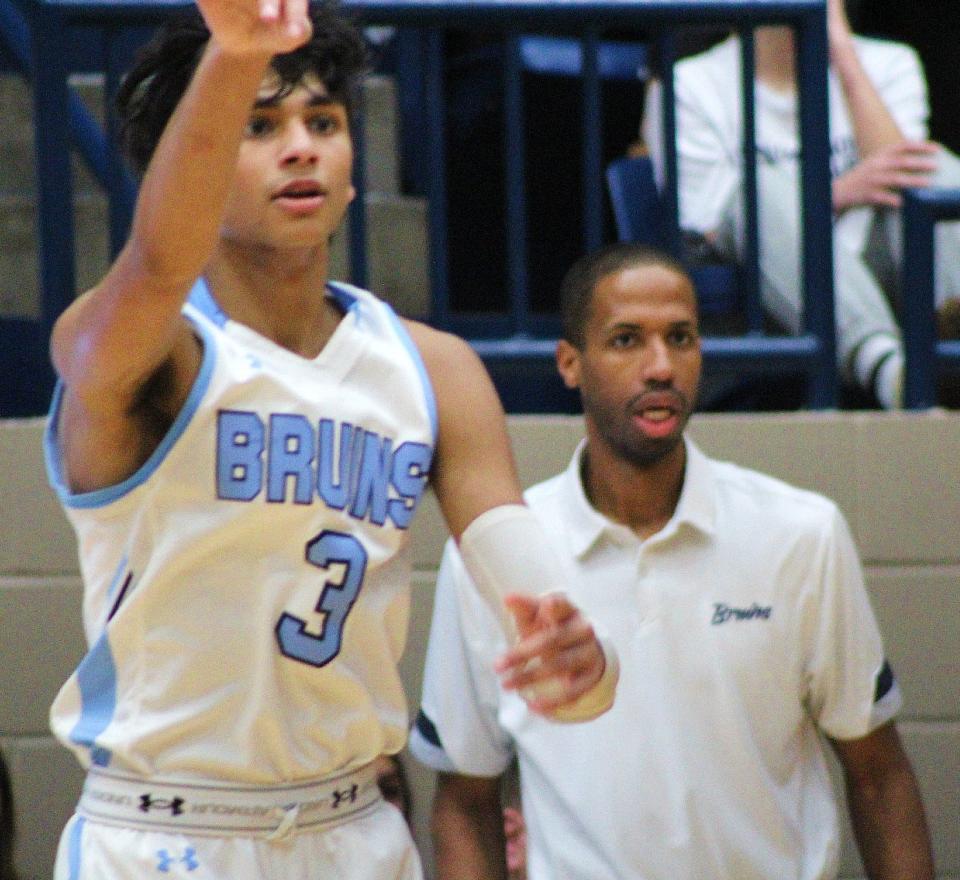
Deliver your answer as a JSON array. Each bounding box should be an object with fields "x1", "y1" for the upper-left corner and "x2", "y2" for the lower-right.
[{"x1": 635, "y1": 547, "x2": 656, "y2": 626}]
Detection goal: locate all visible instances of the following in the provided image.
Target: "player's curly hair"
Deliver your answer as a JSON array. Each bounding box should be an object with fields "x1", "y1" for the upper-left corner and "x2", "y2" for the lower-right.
[
  {"x1": 116, "y1": 1, "x2": 368, "y2": 176},
  {"x1": 559, "y1": 242, "x2": 694, "y2": 348}
]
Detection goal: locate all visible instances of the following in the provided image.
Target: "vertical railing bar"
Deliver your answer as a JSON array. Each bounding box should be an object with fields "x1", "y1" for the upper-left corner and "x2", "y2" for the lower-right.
[
  {"x1": 795, "y1": 4, "x2": 836, "y2": 407},
  {"x1": 503, "y1": 31, "x2": 530, "y2": 334},
  {"x1": 348, "y1": 63, "x2": 370, "y2": 290},
  {"x1": 901, "y1": 192, "x2": 937, "y2": 408},
  {"x1": 738, "y1": 27, "x2": 763, "y2": 333},
  {"x1": 103, "y1": 24, "x2": 139, "y2": 258},
  {"x1": 581, "y1": 26, "x2": 603, "y2": 253},
  {"x1": 423, "y1": 27, "x2": 450, "y2": 325},
  {"x1": 29, "y1": 3, "x2": 75, "y2": 337},
  {"x1": 657, "y1": 29, "x2": 680, "y2": 260}
]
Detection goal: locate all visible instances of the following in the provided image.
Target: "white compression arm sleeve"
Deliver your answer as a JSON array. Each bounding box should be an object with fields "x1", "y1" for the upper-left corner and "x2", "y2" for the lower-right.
[{"x1": 458, "y1": 504, "x2": 619, "y2": 722}]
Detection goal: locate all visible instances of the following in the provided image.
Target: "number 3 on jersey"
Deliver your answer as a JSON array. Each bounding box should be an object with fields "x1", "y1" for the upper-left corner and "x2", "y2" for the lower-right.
[{"x1": 276, "y1": 530, "x2": 368, "y2": 667}]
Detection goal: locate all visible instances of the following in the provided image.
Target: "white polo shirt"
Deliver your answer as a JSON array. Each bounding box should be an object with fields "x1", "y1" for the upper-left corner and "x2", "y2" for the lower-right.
[{"x1": 411, "y1": 438, "x2": 900, "y2": 880}]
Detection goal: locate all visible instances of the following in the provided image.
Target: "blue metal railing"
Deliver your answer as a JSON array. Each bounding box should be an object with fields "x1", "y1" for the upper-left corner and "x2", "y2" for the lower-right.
[
  {"x1": 901, "y1": 188, "x2": 960, "y2": 408},
  {"x1": 4, "y1": 0, "x2": 838, "y2": 415}
]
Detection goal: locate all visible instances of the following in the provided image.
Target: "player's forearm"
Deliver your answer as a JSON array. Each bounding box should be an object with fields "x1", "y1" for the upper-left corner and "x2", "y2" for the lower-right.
[
  {"x1": 830, "y1": 37, "x2": 906, "y2": 157},
  {"x1": 129, "y1": 41, "x2": 270, "y2": 286},
  {"x1": 845, "y1": 765, "x2": 935, "y2": 880},
  {"x1": 459, "y1": 505, "x2": 619, "y2": 722}
]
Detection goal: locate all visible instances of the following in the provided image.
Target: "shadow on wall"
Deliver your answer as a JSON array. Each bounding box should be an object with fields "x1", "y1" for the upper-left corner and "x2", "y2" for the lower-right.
[{"x1": 1, "y1": 751, "x2": 19, "y2": 880}]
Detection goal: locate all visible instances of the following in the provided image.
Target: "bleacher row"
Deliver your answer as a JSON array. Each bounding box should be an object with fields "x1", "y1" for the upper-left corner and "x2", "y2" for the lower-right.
[{"x1": 2, "y1": 0, "x2": 959, "y2": 417}]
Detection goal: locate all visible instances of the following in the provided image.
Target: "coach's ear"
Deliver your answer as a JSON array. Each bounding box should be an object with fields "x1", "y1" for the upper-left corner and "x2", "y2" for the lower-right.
[{"x1": 555, "y1": 339, "x2": 581, "y2": 391}]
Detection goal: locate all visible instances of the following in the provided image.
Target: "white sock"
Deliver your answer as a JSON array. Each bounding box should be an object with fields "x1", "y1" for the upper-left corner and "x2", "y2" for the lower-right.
[
  {"x1": 852, "y1": 335, "x2": 903, "y2": 409},
  {"x1": 873, "y1": 352, "x2": 904, "y2": 410}
]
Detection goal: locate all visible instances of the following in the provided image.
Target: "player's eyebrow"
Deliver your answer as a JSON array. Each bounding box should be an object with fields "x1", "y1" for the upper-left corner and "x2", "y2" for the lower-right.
[
  {"x1": 604, "y1": 318, "x2": 697, "y2": 334},
  {"x1": 253, "y1": 92, "x2": 339, "y2": 110}
]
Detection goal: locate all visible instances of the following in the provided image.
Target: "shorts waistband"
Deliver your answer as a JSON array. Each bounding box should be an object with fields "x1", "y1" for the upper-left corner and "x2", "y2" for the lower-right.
[{"x1": 78, "y1": 763, "x2": 381, "y2": 839}]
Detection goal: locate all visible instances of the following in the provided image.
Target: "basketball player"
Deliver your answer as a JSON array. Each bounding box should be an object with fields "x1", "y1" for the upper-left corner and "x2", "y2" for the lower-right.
[{"x1": 43, "y1": 2, "x2": 617, "y2": 877}]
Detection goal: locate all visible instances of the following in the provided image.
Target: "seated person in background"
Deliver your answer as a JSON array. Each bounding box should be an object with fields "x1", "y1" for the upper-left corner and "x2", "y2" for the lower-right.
[
  {"x1": 644, "y1": 0, "x2": 960, "y2": 408},
  {"x1": 412, "y1": 243, "x2": 934, "y2": 879}
]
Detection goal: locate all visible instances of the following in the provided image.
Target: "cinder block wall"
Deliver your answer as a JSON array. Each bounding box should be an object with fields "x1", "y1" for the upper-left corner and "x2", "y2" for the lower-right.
[{"x1": 2, "y1": 413, "x2": 958, "y2": 879}]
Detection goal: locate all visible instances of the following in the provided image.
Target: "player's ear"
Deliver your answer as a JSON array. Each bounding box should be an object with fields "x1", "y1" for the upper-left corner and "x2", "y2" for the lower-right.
[{"x1": 555, "y1": 339, "x2": 581, "y2": 390}]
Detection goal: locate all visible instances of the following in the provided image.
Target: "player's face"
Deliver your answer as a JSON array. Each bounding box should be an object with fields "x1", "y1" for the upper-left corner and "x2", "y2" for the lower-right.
[
  {"x1": 557, "y1": 264, "x2": 701, "y2": 468},
  {"x1": 221, "y1": 72, "x2": 355, "y2": 249}
]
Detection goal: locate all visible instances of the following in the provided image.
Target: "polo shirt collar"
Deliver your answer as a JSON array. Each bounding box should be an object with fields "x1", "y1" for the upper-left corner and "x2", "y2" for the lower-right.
[{"x1": 560, "y1": 435, "x2": 718, "y2": 559}]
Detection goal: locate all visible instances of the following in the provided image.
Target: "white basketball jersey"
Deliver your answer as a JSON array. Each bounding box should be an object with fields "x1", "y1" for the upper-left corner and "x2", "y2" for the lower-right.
[{"x1": 45, "y1": 280, "x2": 437, "y2": 784}]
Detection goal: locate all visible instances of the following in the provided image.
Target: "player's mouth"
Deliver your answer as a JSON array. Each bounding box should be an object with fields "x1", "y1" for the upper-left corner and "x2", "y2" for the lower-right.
[{"x1": 272, "y1": 180, "x2": 327, "y2": 214}]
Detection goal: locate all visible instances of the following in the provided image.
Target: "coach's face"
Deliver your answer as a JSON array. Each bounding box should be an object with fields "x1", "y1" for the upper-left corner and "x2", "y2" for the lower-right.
[{"x1": 556, "y1": 263, "x2": 701, "y2": 468}]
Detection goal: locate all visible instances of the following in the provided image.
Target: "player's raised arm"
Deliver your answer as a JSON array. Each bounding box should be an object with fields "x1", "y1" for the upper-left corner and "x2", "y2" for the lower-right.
[
  {"x1": 406, "y1": 322, "x2": 619, "y2": 721},
  {"x1": 50, "y1": 0, "x2": 312, "y2": 490},
  {"x1": 54, "y1": 0, "x2": 311, "y2": 397}
]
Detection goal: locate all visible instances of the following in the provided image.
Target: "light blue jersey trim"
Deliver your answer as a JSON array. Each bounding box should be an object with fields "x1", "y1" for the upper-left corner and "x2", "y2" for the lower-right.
[
  {"x1": 327, "y1": 280, "x2": 437, "y2": 443},
  {"x1": 68, "y1": 816, "x2": 85, "y2": 880},
  {"x1": 378, "y1": 297, "x2": 439, "y2": 446},
  {"x1": 44, "y1": 314, "x2": 219, "y2": 510},
  {"x1": 388, "y1": 309, "x2": 438, "y2": 445},
  {"x1": 69, "y1": 632, "x2": 117, "y2": 767},
  {"x1": 187, "y1": 276, "x2": 228, "y2": 327}
]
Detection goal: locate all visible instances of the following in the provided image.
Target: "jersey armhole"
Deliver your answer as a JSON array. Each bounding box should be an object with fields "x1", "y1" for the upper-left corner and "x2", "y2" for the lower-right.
[{"x1": 45, "y1": 314, "x2": 219, "y2": 510}]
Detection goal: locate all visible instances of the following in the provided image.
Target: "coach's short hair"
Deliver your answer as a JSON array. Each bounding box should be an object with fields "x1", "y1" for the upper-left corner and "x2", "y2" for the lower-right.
[
  {"x1": 559, "y1": 242, "x2": 694, "y2": 348},
  {"x1": 116, "y1": 1, "x2": 368, "y2": 176}
]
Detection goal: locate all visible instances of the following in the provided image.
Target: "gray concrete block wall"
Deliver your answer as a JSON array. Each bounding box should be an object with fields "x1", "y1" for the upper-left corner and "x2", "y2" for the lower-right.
[{"x1": 2, "y1": 412, "x2": 958, "y2": 879}]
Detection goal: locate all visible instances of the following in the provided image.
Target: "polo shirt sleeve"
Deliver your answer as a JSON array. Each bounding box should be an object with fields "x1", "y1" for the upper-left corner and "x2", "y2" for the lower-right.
[
  {"x1": 803, "y1": 506, "x2": 902, "y2": 741},
  {"x1": 409, "y1": 539, "x2": 515, "y2": 777}
]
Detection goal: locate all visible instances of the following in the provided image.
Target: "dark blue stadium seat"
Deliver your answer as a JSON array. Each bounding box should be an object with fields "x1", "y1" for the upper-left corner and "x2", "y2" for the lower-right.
[
  {"x1": 605, "y1": 155, "x2": 741, "y2": 319},
  {"x1": 518, "y1": 34, "x2": 649, "y2": 81}
]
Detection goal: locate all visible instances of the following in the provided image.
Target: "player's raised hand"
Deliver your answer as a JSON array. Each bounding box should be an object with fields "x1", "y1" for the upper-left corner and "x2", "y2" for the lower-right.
[
  {"x1": 196, "y1": 0, "x2": 312, "y2": 57},
  {"x1": 494, "y1": 592, "x2": 610, "y2": 717}
]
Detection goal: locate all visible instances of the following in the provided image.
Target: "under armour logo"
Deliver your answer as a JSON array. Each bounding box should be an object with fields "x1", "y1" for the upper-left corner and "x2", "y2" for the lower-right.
[
  {"x1": 140, "y1": 794, "x2": 185, "y2": 816},
  {"x1": 332, "y1": 784, "x2": 359, "y2": 808},
  {"x1": 156, "y1": 847, "x2": 199, "y2": 872}
]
